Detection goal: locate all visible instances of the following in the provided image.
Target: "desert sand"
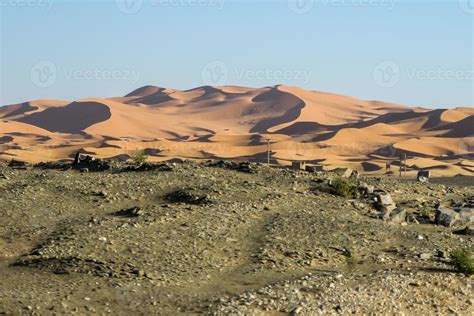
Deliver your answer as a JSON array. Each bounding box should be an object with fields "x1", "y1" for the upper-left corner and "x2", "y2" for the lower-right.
[{"x1": 1, "y1": 85, "x2": 473, "y2": 176}]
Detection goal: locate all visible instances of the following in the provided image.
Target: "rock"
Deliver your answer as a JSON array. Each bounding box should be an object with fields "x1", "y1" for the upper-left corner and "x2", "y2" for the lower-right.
[
  {"x1": 73, "y1": 155, "x2": 110, "y2": 172},
  {"x1": 313, "y1": 179, "x2": 333, "y2": 194},
  {"x1": 35, "y1": 161, "x2": 71, "y2": 170},
  {"x1": 383, "y1": 207, "x2": 406, "y2": 223},
  {"x1": 305, "y1": 165, "x2": 323, "y2": 172},
  {"x1": 437, "y1": 249, "x2": 449, "y2": 259},
  {"x1": 366, "y1": 185, "x2": 374, "y2": 195},
  {"x1": 417, "y1": 176, "x2": 428, "y2": 183},
  {"x1": 458, "y1": 208, "x2": 474, "y2": 223},
  {"x1": 419, "y1": 253, "x2": 431, "y2": 260},
  {"x1": 358, "y1": 183, "x2": 374, "y2": 196},
  {"x1": 376, "y1": 192, "x2": 394, "y2": 206},
  {"x1": 121, "y1": 162, "x2": 173, "y2": 172},
  {"x1": 0, "y1": 171, "x2": 9, "y2": 180},
  {"x1": 166, "y1": 188, "x2": 212, "y2": 205},
  {"x1": 453, "y1": 225, "x2": 474, "y2": 236},
  {"x1": 80, "y1": 168, "x2": 89, "y2": 173},
  {"x1": 381, "y1": 203, "x2": 397, "y2": 213},
  {"x1": 114, "y1": 207, "x2": 143, "y2": 217},
  {"x1": 8, "y1": 159, "x2": 27, "y2": 169},
  {"x1": 374, "y1": 191, "x2": 397, "y2": 213},
  {"x1": 435, "y1": 208, "x2": 459, "y2": 227},
  {"x1": 341, "y1": 168, "x2": 353, "y2": 178},
  {"x1": 206, "y1": 160, "x2": 258, "y2": 173}
]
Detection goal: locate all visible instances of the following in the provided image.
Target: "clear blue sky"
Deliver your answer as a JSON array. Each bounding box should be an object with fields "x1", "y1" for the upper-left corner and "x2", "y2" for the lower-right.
[{"x1": 1, "y1": 0, "x2": 472, "y2": 108}]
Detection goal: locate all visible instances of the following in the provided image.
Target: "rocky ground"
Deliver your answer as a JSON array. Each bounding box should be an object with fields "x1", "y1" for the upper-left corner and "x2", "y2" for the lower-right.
[{"x1": 0, "y1": 160, "x2": 472, "y2": 315}]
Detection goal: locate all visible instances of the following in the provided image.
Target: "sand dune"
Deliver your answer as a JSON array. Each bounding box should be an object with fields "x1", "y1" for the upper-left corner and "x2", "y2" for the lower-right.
[{"x1": 1, "y1": 85, "x2": 472, "y2": 175}]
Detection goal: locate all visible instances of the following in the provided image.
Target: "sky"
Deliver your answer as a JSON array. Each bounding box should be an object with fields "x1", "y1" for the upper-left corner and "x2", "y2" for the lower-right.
[{"x1": 0, "y1": 0, "x2": 472, "y2": 108}]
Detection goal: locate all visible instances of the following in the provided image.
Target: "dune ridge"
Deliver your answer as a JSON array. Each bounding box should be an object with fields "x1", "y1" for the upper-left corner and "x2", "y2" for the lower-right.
[{"x1": 1, "y1": 85, "x2": 472, "y2": 176}]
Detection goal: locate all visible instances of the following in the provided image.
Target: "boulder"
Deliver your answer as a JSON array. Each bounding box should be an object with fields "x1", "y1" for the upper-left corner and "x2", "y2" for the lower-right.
[
  {"x1": 374, "y1": 191, "x2": 397, "y2": 214},
  {"x1": 358, "y1": 183, "x2": 374, "y2": 196},
  {"x1": 376, "y1": 192, "x2": 394, "y2": 206},
  {"x1": 435, "y1": 208, "x2": 459, "y2": 227},
  {"x1": 8, "y1": 159, "x2": 27, "y2": 169},
  {"x1": 458, "y1": 208, "x2": 474, "y2": 223},
  {"x1": 453, "y1": 225, "x2": 474, "y2": 236},
  {"x1": 0, "y1": 171, "x2": 8, "y2": 180},
  {"x1": 114, "y1": 207, "x2": 143, "y2": 217},
  {"x1": 383, "y1": 207, "x2": 406, "y2": 223},
  {"x1": 206, "y1": 160, "x2": 258, "y2": 173},
  {"x1": 305, "y1": 165, "x2": 323, "y2": 172},
  {"x1": 417, "y1": 176, "x2": 428, "y2": 183}
]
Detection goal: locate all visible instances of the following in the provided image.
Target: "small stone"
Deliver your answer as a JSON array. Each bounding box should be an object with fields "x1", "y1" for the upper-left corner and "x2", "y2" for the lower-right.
[{"x1": 419, "y1": 253, "x2": 431, "y2": 260}]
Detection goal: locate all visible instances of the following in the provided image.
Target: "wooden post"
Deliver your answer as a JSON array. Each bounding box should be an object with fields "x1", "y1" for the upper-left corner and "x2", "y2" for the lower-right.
[
  {"x1": 266, "y1": 139, "x2": 270, "y2": 166},
  {"x1": 399, "y1": 154, "x2": 403, "y2": 177},
  {"x1": 73, "y1": 152, "x2": 81, "y2": 165},
  {"x1": 403, "y1": 153, "x2": 407, "y2": 176}
]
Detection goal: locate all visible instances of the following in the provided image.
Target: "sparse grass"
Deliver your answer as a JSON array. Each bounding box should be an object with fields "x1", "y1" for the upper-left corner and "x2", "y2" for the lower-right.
[
  {"x1": 331, "y1": 177, "x2": 358, "y2": 198},
  {"x1": 450, "y1": 248, "x2": 473, "y2": 276},
  {"x1": 131, "y1": 150, "x2": 147, "y2": 165},
  {"x1": 420, "y1": 206, "x2": 431, "y2": 218}
]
